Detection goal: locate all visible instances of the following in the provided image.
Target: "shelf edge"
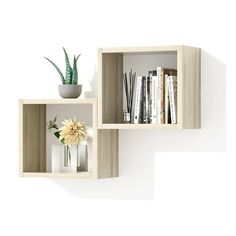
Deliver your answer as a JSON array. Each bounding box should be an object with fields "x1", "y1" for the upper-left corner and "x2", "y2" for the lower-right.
[
  {"x1": 100, "y1": 124, "x2": 178, "y2": 129},
  {"x1": 22, "y1": 172, "x2": 94, "y2": 179}
]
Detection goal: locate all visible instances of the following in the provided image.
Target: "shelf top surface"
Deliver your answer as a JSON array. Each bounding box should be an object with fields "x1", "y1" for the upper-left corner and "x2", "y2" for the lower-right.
[
  {"x1": 20, "y1": 98, "x2": 97, "y2": 105},
  {"x1": 99, "y1": 45, "x2": 197, "y2": 53}
]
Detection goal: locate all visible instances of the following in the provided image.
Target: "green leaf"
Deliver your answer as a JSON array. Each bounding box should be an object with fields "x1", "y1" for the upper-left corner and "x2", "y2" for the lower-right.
[
  {"x1": 44, "y1": 57, "x2": 65, "y2": 84},
  {"x1": 54, "y1": 131, "x2": 64, "y2": 144},
  {"x1": 71, "y1": 56, "x2": 77, "y2": 84},
  {"x1": 63, "y1": 47, "x2": 72, "y2": 84},
  {"x1": 72, "y1": 54, "x2": 81, "y2": 84}
]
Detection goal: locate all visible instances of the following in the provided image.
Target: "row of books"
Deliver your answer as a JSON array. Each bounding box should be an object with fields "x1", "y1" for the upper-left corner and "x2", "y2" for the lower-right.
[{"x1": 123, "y1": 67, "x2": 177, "y2": 124}]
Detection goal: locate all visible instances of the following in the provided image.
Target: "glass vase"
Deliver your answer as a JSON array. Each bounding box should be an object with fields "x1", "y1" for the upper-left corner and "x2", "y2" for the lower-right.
[
  {"x1": 51, "y1": 144, "x2": 88, "y2": 173},
  {"x1": 76, "y1": 144, "x2": 88, "y2": 172},
  {"x1": 64, "y1": 144, "x2": 88, "y2": 172}
]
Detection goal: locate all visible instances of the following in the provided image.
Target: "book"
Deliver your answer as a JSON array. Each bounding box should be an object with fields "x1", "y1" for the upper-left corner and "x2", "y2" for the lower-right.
[
  {"x1": 148, "y1": 71, "x2": 153, "y2": 123},
  {"x1": 168, "y1": 75, "x2": 177, "y2": 124},
  {"x1": 156, "y1": 67, "x2": 163, "y2": 124},
  {"x1": 147, "y1": 76, "x2": 151, "y2": 123},
  {"x1": 151, "y1": 70, "x2": 157, "y2": 123},
  {"x1": 164, "y1": 74, "x2": 169, "y2": 124},
  {"x1": 164, "y1": 74, "x2": 171, "y2": 124},
  {"x1": 133, "y1": 76, "x2": 143, "y2": 124},
  {"x1": 157, "y1": 67, "x2": 177, "y2": 124},
  {"x1": 142, "y1": 76, "x2": 149, "y2": 123}
]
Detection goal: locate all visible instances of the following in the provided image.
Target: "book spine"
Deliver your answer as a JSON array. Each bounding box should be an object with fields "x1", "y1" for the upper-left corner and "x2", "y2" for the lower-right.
[
  {"x1": 160, "y1": 69, "x2": 165, "y2": 124},
  {"x1": 133, "y1": 76, "x2": 142, "y2": 124},
  {"x1": 168, "y1": 75, "x2": 177, "y2": 124},
  {"x1": 142, "y1": 77, "x2": 147, "y2": 123},
  {"x1": 157, "y1": 67, "x2": 165, "y2": 124},
  {"x1": 145, "y1": 76, "x2": 149, "y2": 123},
  {"x1": 148, "y1": 77, "x2": 152, "y2": 123},
  {"x1": 131, "y1": 76, "x2": 136, "y2": 123},
  {"x1": 151, "y1": 76, "x2": 157, "y2": 123},
  {"x1": 156, "y1": 67, "x2": 161, "y2": 124},
  {"x1": 164, "y1": 74, "x2": 169, "y2": 124}
]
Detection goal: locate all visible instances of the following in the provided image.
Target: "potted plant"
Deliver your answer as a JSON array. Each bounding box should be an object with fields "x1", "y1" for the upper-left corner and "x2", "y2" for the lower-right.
[{"x1": 45, "y1": 47, "x2": 82, "y2": 98}]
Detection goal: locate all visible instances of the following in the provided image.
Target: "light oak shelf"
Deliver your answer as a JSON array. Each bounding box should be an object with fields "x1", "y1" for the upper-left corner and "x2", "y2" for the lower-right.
[
  {"x1": 19, "y1": 45, "x2": 201, "y2": 179},
  {"x1": 19, "y1": 99, "x2": 118, "y2": 179},
  {"x1": 98, "y1": 45, "x2": 201, "y2": 129},
  {"x1": 101, "y1": 123, "x2": 178, "y2": 129},
  {"x1": 22, "y1": 172, "x2": 93, "y2": 179}
]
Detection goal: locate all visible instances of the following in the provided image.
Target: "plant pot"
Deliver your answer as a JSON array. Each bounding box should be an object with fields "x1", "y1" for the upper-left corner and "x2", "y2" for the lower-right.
[{"x1": 58, "y1": 84, "x2": 82, "y2": 98}]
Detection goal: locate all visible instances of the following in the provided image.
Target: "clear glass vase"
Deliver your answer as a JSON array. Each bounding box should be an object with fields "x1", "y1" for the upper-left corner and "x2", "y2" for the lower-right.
[
  {"x1": 64, "y1": 144, "x2": 88, "y2": 172},
  {"x1": 64, "y1": 145, "x2": 74, "y2": 167},
  {"x1": 51, "y1": 144, "x2": 88, "y2": 173}
]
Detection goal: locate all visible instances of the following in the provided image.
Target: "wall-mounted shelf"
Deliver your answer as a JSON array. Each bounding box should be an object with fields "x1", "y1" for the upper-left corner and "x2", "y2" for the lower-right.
[
  {"x1": 98, "y1": 45, "x2": 201, "y2": 129},
  {"x1": 19, "y1": 45, "x2": 201, "y2": 179},
  {"x1": 19, "y1": 99, "x2": 118, "y2": 179}
]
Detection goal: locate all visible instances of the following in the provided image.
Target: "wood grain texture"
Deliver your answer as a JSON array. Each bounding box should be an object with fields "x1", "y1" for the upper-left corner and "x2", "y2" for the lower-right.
[
  {"x1": 19, "y1": 100, "x2": 23, "y2": 176},
  {"x1": 98, "y1": 51, "x2": 123, "y2": 125},
  {"x1": 22, "y1": 104, "x2": 46, "y2": 172},
  {"x1": 178, "y1": 46, "x2": 201, "y2": 129},
  {"x1": 97, "y1": 129, "x2": 119, "y2": 178},
  {"x1": 91, "y1": 99, "x2": 98, "y2": 178},
  {"x1": 98, "y1": 49, "x2": 103, "y2": 128}
]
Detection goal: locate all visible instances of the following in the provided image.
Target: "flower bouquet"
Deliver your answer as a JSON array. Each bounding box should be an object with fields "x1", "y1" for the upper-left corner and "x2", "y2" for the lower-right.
[{"x1": 48, "y1": 116, "x2": 88, "y2": 173}]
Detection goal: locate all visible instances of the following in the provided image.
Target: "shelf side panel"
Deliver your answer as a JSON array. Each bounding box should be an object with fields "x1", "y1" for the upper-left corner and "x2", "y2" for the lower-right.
[
  {"x1": 179, "y1": 46, "x2": 201, "y2": 129},
  {"x1": 23, "y1": 104, "x2": 46, "y2": 172},
  {"x1": 102, "y1": 53, "x2": 123, "y2": 124},
  {"x1": 97, "y1": 130, "x2": 119, "y2": 178}
]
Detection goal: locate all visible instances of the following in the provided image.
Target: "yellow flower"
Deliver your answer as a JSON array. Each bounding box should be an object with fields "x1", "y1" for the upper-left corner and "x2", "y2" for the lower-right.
[{"x1": 59, "y1": 117, "x2": 87, "y2": 145}]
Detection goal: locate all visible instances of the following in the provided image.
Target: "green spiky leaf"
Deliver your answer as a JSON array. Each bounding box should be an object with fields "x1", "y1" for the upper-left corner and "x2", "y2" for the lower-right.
[
  {"x1": 44, "y1": 57, "x2": 65, "y2": 84},
  {"x1": 63, "y1": 47, "x2": 72, "y2": 84},
  {"x1": 72, "y1": 54, "x2": 81, "y2": 84}
]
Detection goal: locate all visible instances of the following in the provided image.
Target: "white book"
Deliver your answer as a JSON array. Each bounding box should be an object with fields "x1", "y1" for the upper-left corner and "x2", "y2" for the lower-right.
[
  {"x1": 164, "y1": 74, "x2": 169, "y2": 124},
  {"x1": 168, "y1": 75, "x2": 177, "y2": 124},
  {"x1": 133, "y1": 76, "x2": 142, "y2": 124},
  {"x1": 151, "y1": 75, "x2": 157, "y2": 123},
  {"x1": 156, "y1": 67, "x2": 161, "y2": 124},
  {"x1": 157, "y1": 67, "x2": 165, "y2": 124}
]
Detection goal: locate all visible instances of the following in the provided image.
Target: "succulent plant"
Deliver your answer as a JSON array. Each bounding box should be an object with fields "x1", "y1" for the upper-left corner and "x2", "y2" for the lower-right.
[{"x1": 44, "y1": 47, "x2": 81, "y2": 85}]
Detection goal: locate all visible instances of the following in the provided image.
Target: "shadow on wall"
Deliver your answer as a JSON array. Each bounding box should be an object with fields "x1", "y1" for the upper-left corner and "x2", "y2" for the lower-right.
[
  {"x1": 51, "y1": 50, "x2": 226, "y2": 200},
  {"x1": 83, "y1": 65, "x2": 97, "y2": 98}
]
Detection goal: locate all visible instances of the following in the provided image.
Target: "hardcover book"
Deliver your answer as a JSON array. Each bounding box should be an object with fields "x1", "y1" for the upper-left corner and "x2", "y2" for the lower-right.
[
  {"x1": 151, "y1": 70, "x2": 157, "y2": 123},
  {"x1": 157, "y1": 67, "x2": 177, "y2": 124},
  {"x1": 168, "y1": 75, "x2": 177, "y2": 124},
  {"x1": 133, "y1": 76, "x2": 143, "y2": 124}
]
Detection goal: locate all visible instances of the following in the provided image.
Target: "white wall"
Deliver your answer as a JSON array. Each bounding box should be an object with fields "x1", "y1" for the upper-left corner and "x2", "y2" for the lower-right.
[{"x1": 0, "y1": 0, "x2": 235, "y2": 235}]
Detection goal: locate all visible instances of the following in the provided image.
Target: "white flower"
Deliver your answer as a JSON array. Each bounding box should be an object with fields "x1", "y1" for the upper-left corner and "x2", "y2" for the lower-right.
[{"x1": 59, "y1": 117, "x2": 87, "y2": 145}]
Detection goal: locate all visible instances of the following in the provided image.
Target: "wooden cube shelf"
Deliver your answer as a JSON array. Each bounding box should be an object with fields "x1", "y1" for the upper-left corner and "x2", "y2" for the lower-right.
[
  {"x1": 98, "y1": 45, "x2": 201, "y2": 129},
  {"x1": 19, "y1": 99, "x2": 118, "y2": 179}
]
